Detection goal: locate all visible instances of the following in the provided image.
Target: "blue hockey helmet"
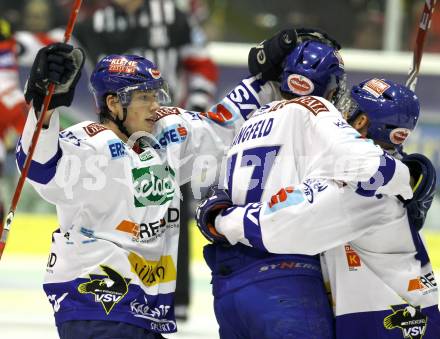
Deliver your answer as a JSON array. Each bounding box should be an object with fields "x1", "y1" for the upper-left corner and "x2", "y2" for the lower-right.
[
  {"x1": 347, "y1": 78, "x2": 419, "y2": 146},
  {"x1": 280, "y1": 40, "x2": 345, "y2": 102},
  {"x1": 90, "y1": 54, "x2": 170, "y2": 110}
]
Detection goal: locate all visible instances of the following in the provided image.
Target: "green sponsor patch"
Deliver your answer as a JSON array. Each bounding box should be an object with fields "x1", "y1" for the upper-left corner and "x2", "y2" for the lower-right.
[{"x1": 132, "y1": 165, "x2": 175, "y2": 206}]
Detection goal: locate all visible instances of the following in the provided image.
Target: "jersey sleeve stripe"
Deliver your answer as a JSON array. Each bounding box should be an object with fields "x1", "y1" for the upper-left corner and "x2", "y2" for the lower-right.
[
  {"x1": 16, "y1": 138, "x2": 62, "y2": 184},
  {"x1": 355, "y1": 152, "x2": 396, "y2": 197}
]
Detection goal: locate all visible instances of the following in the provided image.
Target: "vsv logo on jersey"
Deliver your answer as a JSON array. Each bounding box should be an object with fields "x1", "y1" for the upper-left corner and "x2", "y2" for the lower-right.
[
  {"x1": 77, "y1": 265, "x2": 130, "y2": 315},
  {"x1": 155, "y1": 124, "x2": 187, "y2": 147},
  {"x1": 128, "y1": 252, "x2": 177, "y2": 287},
  {"x1": 107, "y1": 139, "x2": 126, "y2": 159},
  {"x1": 132, "y1": 165, "x2": 175, "y2": 207},
  {"x1": 383, "y1": 305, "x2": 427, "y2": 339}
]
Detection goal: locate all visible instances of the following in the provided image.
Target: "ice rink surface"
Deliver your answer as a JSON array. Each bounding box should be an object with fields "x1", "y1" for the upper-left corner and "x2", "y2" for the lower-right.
[{"x1": 0, "y1": 255, "x2": 219, "y2": 339}]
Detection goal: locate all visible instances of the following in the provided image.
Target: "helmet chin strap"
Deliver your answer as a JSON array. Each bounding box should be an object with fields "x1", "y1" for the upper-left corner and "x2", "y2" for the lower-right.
[{"x1": 107, "y1": 107, "x2": 130, "y2": 139}]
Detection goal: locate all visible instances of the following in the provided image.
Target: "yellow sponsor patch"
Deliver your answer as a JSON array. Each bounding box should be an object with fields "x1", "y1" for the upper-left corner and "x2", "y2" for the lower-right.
[{"x1": 128, "y1": 252, "x2": 176, "y2": 287}]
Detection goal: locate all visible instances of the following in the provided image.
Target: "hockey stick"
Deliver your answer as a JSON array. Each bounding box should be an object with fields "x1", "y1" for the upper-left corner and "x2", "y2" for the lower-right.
[
  {"x1": 0, "y1": 0, "x2": 83, "y2": 260},
  {"x1": 406, "y1": 0, "x2": 437, "y2": 91}
]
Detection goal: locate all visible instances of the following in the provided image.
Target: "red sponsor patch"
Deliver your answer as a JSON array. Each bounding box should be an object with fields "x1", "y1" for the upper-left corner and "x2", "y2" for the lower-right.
[
  {"x1": 177, "y1": 126, "x2": 187, "y2": 137},
  {"x1": 363, "y1": 78, "x2": 390, "y2": 98},
  {"x1": 287, "y1": 74, "x2": 314, "y2": 95},
  {"x1": 407, "y1": 278, "x2": 424, "y2": 292},
  {"x1": 344, "y1": 244, "x2": 361, "y2": 269},
  {"x1": 389, "y1": 128, "x2": 410, "y2": 144},
  {"x1": 268, "y1": 187, "x2": 294, "y2": 208},
  {"x1": 83, "y1": 123, "x2": 107, "y2": 137},
  {"x1": 108, "y1": 58, "x2": 138, "y2": 74},
  {"x1": 291, "y1": 96, "x2": 329, "y2": 115},
  {"x1": 200, "y1": 104, "x2": 233, "y2": 124},
  {"x1": 155, "y1": 107, "x2": 180, "y2": 121}
]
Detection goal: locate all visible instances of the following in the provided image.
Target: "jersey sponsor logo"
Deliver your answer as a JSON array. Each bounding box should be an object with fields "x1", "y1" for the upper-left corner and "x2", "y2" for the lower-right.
[
  {"x1": 132, "y1": 165, "x2": 176, "y2": 206},
  {"x1": 107, "y1": 139, "x2": 126, "y2": 159},
  {"x1": 231, "y1": 117, "x2": 274, "y2": 146},
  {"x1": 59, "y1": 130, "x2": 82, "y2": 146},
  {"x1": 291, "y1": 96, "x2": 329, "y2": 115},
  {"x1": 407, "y1": 271, "x2": 437, "y2": 294},
  {"x1": 83, "y1": 123, "x2": 107, "y2": 137},
  {"x1": 130, "y1": 295, "x2": 176, "y2": 332},
  {"x1": 139, "y1": 149, "x2": 154, "y2": 161},
  {"x1": 333, "y1": 118, "x2": 351, "y2": 129},
  {"x1": 258, "y1": 261, "x2": 321, "y2": 273},
  {"x1": 128, "y1": 252, "x2": 177, "y2": 287},
  {"x1": 287, "y1": 74, "x2": 315, "y2": 95},
  {"x1": 265, "y1": 186, "x2": 305, "y2": 215},
  {"x1": 116, "y1": 208, "x2": 179, "y2": 242},
  {"x1": 363, "y1": 78, "x2": 390, "y2": 98},
  {"x1": 200, "y1": 103, "x2": 235, "y2": 126},
  {"x1": 344, "y1": 244, "x2": 361, "y2": 270},
  {"x1": 77, "y1": 265, "x2": 130, "y2": 315},
  {"x1": 383, "y1": 305, "x2": 427, "y2": 339},
  {"x1": 155, "y1": 107, "x2": 180, "y2": 121},
  {"x1": 108, "y1": 58, "x2": 138, "y2": 74},
  {"x1": 47, "y1": 292, "x2": 69, "y2": 313},
  {"x1": 303, "y1": 179, "x2": 328, "y2": 203},
  {"x1": 155, "y1": 124, "x2": 187, "y2": 147},
  {"x1": 390, "y1": 128, "x2": 411, "y2": 144},
  {"x1": 46, "y1": 252, "x2": 57, "y2": 274}
]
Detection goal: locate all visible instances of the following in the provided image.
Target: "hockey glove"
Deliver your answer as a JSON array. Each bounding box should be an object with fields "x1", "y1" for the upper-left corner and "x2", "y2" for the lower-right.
[
  {"x1": 296, "y1": 27, "x2": 342, "y2": 50},
  {"x1": 24, "y1": 43, "x2": 85, "y2": 113},
  {"x1": 402, "y1": 153, "x2": 436, "y2": 231},
  {"x1": 195, "y1": 186, "x2": 232, "y2": 243},
  {"x1": 248, "y1": 29, "x2": 298, "y2": 82}
]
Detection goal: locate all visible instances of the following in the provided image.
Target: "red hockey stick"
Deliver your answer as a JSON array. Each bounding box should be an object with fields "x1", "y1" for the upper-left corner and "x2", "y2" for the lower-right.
[
  {"x1": 0, "y1": 0, "x2": 83, "y2": 260},
  {"x1": 406, "y1": 0, "x2": 437, "y2": 91}
]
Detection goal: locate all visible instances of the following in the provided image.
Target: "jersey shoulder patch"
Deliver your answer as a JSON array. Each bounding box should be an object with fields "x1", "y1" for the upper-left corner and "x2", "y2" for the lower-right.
[
  {"x1": 156, "y1": 107, "x2": 181, "y2": 121},
  {"x1": 82, "y1": 122, "x2": 108, "y2": 137},
  {"x1": 290, "y1": 96, "x2": 330, "y2": 115},
  {"x1": 267, "y1": 96, "x2": 330, "y2": 116}
]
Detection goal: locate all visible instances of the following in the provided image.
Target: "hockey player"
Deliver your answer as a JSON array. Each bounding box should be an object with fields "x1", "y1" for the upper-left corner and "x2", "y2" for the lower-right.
[
  {"x1": 197, "y1": 78, "x2": 440, "y2": 337},
  {"x1": 195, "y1": 38, "x2": 417, "y2": 338},
  {"x1": 16, "y1": 40, "x2": 285, "y2": 338}
]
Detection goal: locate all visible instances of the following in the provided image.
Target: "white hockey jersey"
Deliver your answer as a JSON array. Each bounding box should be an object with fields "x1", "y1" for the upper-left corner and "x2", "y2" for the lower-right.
[{"x1": 16, "y1": 76, "x2": 278, "y2": 334}]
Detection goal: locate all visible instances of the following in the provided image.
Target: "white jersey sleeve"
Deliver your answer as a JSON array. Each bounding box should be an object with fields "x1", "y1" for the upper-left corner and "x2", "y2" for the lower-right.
[
  {"x1": 215, "y1": 179, "x2": 406, "y2": 255},
  {"x1": 16, "y1": 109, "x2": 99, "y2": 205}
]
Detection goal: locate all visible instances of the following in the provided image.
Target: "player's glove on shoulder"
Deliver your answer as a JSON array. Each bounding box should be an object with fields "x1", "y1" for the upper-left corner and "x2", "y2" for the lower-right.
[
  {"x1": 296, "y1": 27, "x2": 342, "y2": 50},
  {"x1": 248, "y1": 29, "x2": 298, "y2": 82},
  {"x1": 24, "y1": 43, "x2": 85, "y2": 113},
  {"x1": 195, "y1": 186, "x2": 232, "y2": 243},
  {"x1": 402, "y1": 153, "x2": 436, "y2": 231}
]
